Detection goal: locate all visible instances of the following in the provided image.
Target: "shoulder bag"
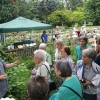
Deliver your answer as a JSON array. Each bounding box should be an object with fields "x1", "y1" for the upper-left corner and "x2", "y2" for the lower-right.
[{"x1": 42, "y1": 64, "x2": 57, "y2": 92}]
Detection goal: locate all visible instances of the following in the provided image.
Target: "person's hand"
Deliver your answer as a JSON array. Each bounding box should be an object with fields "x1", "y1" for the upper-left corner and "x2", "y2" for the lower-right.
[
  {"x1": 13, "y1": 60, "x2": 20, "y2": 66},
  {"x1": 31, "y1": 69, "x2": 36, "y2": 74},
  {"x1": 0, "y1": 74, "x2": 7, "y2": 80},
  {"x1": 82, "y1": 80, "x2": 92, "y2": 86}
]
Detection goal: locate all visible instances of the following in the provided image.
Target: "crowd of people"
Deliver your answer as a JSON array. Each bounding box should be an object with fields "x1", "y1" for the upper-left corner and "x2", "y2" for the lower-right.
[
  {"x1": 1, "y1": 25, "x2": 100, "y2": 100},
  {"x1": 72, "y1": 25, "x2": 86, "y2": 38},
  {"x1": 29, "y1": 36, "x2": 100, "y2": 100},
  {"x1": 30, "y1": 37, "x2": 100, "y2": 100}
]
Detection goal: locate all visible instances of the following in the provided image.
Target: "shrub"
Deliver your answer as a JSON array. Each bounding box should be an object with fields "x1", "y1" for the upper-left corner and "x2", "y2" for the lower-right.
[
  {"x1": 48, "y1": 10, "x2": 73, "y2": 26},
  {"x1": 6, "y1": 63, "x2": 31, "y2": 100}
]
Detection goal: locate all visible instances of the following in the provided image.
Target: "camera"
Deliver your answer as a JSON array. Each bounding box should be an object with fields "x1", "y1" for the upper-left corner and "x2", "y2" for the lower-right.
[
  {"x1": 80, "y1": 79, "x2": 86, "y2": 83},
  {"x1": 80, "y1": 79, "x2": 87, "y2": 89}
]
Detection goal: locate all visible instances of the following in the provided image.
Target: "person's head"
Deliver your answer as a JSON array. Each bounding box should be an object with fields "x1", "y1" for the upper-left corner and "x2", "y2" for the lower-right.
[
  {"x1": 81, "y1": 26, "x2": 85, "y2": 29},
  {"x1": 56, "y1": 26, "x2": 59, "y2": 30},
  {"x1": 43, "y1": 30, "x2": 46, "y2": 34},
  {"x1": 27, "y1": 76, "x2": 49, "y2": 100},
  {"x1": 54, "y1": 60, "x2": 72, "y2": 78},
  {"x1": 61, "y1": 46, "x2": 71, "y2": 58},
  {"x1": 82, "y1": 48, "x2": 96, "y2": 64},
  {"x1": 74, "y1": 25, "x2": 77, "y2": 28},
  {"x1": 39, "y1": 43, "x2": 47, "y2": 51},
  {"x1": 92, "y1": 30, "x2": 95, "y2": 33},
  {"x1": 34, "y1": 49, "x2": 46, "y2": 64},
  {"x1": 56, "y1": 39, "x2": 64, "y2": 50},
  {"x1": 96, "y1": 37, "x2": 100, "y2": 54},
  {"x1": 79, "y1": 37, "x2": 88, "y2": 46}
]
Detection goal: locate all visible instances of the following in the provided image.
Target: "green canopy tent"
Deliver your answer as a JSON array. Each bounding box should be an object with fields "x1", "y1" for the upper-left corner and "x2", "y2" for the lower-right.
[{"x1": 0, "y1": 16, "x2": 53, "y2": 43}]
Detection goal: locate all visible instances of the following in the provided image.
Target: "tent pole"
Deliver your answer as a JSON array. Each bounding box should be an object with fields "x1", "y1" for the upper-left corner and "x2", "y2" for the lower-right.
[
  {"x1": 50, "y1": 29, "x2": 53, "y2": 42},
  {"x1": 0, "y1": 33, "x2": 6, "y2": 44}
]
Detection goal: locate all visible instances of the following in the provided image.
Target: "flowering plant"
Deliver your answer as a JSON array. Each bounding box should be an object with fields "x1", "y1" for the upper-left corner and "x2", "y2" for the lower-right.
[{"x1": 0, "y1": 98, "x2": 15, "y2": 100}]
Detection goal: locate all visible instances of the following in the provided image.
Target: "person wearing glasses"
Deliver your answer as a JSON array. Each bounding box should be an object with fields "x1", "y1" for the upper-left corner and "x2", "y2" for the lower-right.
[{"x1": 49, "y1": 60, "x2": 83, "y2": 100}]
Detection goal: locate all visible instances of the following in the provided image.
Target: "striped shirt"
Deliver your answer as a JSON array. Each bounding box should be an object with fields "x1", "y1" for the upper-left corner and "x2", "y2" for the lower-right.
[{"x1": 0, "y1": 60, "x2": 8, "y2": 98}]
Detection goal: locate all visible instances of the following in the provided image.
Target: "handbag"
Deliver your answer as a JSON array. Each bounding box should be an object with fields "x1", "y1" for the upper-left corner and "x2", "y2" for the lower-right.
[
  {"x1": 48, "y1": 80, "x2": 56, "y2": 92},
  {"x1": 42, "y1": 64, "x2": 56, "y2": 92}
]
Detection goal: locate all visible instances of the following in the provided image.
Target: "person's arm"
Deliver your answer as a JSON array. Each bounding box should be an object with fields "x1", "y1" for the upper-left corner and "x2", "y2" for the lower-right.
[
  {"x1": 42, "y1": 36, "x2": 45, "y2": 42},
  {"x1": 41, "y1": 34, "x2": 44, "y2": 42},
  {"x1": 31, "y1": 65, "x2": 38, "y2": 74},
  {"x1": 5, "y1": 60, "x2": 20, "y2": 69},
  {"x1": 82, "y1": 74, "x2": 100, "y2": 87},
  {"x1": 82, "y1": 80, "x2": 92, "y2": 86},
  {"x1": 91, "y1": 74, "x2": 100, "y2": 87}
]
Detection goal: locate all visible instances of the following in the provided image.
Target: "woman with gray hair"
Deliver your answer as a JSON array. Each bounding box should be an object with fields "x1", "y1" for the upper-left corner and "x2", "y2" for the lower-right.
[
  {"x1": 49, "y1": 60, "x2": 83, "y2": 100},
  {"x1": 32, "y1": 49, "x2": 50, "y2": 81},
  {"x1": 76, "y1": 48, "x2": 100, "y2": 100},
  {"x1": 39, "y1": 43, "x2": 52, "y2": 66}
]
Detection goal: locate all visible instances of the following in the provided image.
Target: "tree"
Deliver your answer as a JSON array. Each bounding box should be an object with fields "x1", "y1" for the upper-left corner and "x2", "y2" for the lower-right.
[
  {"x1": 72, "y1": 8, "x2": 84, "y2": 25},
  {"x1": 37, "y1": 0, "x2": 58, "y2": 23},
  {"x1": 0, "y1": 0, "x2": 19, "y2": 23},
  {"x1": 28, "y1": 1, "x2": 39, "y2": 20},
  {"x1": 84, "y1": 0, "x2": 100, "y2": 25},
  {"x1": 48, "y1": 10, "x2": 73, "y2": 26},
  {"x1": 66, "y1": 0, "x2": 83, "y2": 11},
  {"x1": 56, "y1": 0, "x2": 65, "y2": 10},
  {"x1": 18, "y1": 0, "x2": 39, "y2": 20}
]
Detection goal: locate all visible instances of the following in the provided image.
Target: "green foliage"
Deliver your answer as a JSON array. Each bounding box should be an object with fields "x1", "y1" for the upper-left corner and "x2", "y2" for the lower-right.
[
  {"x1": 18, "y1": 0, "x2": 30, "y2": 18},
  {"x1": 66, "y1": 0, "x2": 83, "y2": 11},
  {"x1": 18, "y1": 0, "x2": 39, "y2": 20},
  {"x1": 0, "y1": 50, "x2": 13, "y2": 62},
  {"x1": 51, "y1": 69, "x2": 58, "y2": 83},
  {"x1": 24, "y1": 57, "x2": 35, "y2": 70},
  {"x1": 6, "y1": 63, "x2": 31, "y2": 100},
  {"x1": 48, "y1": 7, "x2": 85, "y2": 26},
  {"x1": 0, "y1": 0, "x2": 19, "y2": 23},
  {"x1": 13, "y1": 57, "x2": 35, "y2": 70},
  {"x1": 72, "y1": 8, "x2": 85, "y2": 25},
  {"x1": 48, "y1": 10, "x2": 73, "y2": 26},
  {"x1": 46, "y1": 42, "x2": 56, "y2": 61},
  {"x1": 70, "y1": 46, "x2": 77, "y2": 64},
  {"x1": 37, "y1": 0, "x2": 58, "y2": 23},
  {"x1": 56, "y1": 0, "x2": 65, "y2": 10},
  {"x1": 2, "y1": 40, "x2": 16, "y2": 51},
  {"x1": 84, "y1": 0, "x2": 100, "y2": 25}
]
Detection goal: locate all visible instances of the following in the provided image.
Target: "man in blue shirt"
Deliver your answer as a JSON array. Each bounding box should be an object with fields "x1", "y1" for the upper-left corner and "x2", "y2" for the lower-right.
[{"x1": 41, "y1": 30, "x2": 48, "y2": 43}]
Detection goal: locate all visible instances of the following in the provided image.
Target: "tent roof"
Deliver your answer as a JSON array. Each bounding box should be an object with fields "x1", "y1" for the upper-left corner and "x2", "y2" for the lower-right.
[{"x1": 0, "y1": 17, "x2": 53, "y2": 33}]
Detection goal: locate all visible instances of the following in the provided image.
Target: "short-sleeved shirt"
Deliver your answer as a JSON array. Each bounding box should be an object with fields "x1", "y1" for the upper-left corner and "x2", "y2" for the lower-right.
[
  {"x1": 36, "y1": 61, "x2": 50, "y2": 81},
  {"x1": 41, "y1": 34, "x2": 48, "y2": 43},
  {"x1": 0, "y1": 60, "x2": 8, "y2": 98}
]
